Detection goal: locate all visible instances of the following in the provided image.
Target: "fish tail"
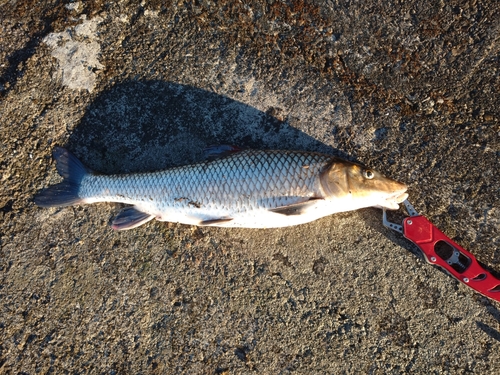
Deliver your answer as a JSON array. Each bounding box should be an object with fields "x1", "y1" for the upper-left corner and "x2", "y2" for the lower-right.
[{"x1": 34, "y1": 147, "x2": 91, "y2": 207}]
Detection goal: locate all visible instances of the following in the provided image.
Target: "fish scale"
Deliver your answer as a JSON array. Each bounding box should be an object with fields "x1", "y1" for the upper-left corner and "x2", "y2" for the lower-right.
[
  {"x1": 35, "y1": 147, "x2": 408, "y2": 229},
  {"x1": 78, "y1": 150, "x2": 328, "y2": 223}
]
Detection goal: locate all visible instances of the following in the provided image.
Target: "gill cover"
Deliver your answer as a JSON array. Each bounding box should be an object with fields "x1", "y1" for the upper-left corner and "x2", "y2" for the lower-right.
[{"x1": 319, "y1": 159, "x2": 352, "y2": 198}]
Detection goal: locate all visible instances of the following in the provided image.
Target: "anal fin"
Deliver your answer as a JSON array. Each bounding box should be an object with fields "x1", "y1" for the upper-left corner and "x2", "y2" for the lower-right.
[
  {"x1": 270, "y1": 198, "x2": 323, "y2": 216},
  {"x1": 199, "y1": 217, "x2": 234, "y2": 226},
  {"x1": 111, "y1": 206, "x2": 154, "y2": 230}
]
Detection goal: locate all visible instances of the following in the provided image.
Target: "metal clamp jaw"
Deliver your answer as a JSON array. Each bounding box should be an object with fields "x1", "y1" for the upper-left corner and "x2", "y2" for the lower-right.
[{"x1": 383, "y1": 200, "x2": 500, "y2": 302}]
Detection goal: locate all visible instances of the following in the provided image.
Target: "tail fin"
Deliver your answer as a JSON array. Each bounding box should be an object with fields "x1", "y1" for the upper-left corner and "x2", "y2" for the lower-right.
[{"x1": 34, "y1": 147, "x2": 91, "y2": 207}]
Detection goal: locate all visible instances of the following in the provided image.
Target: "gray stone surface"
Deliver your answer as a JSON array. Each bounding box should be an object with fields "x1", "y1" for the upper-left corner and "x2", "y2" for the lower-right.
[{"x1": 0, "y1": 0, "x2": 499, "y2": 373}]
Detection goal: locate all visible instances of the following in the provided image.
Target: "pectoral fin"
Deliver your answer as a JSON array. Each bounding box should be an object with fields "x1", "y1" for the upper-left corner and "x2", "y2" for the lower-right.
[
  {"x1": 111, "y1": 206, "x2": 155, "y2": 230},
  {"x1": 270, "y1": 198, "x2": 323, "y2": 216}
]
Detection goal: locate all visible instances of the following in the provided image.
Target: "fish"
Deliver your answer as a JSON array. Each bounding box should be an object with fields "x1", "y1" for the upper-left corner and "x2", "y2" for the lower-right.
[{"x1": 34, "y1": 146, "x2": 408, "y2": 230}]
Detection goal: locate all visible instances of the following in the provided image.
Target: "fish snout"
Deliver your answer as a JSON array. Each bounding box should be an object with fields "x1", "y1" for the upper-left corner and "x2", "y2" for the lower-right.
[{"x1": 382, "y1": 183, "x2": 408, "y2": 210}]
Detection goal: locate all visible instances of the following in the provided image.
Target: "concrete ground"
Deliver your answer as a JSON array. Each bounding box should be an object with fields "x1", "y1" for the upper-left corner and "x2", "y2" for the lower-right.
[{"x1": 0, "y1": 0, "x2": 499, "y2": 373}]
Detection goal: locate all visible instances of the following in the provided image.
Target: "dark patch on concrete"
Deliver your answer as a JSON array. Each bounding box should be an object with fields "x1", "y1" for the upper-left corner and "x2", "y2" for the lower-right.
[
  {"x1": 312, "y1": 256, "x2": 329, "y2": 275},
  {"x1": 273, "y1": 252, "x2": 293, "y2": 268}
]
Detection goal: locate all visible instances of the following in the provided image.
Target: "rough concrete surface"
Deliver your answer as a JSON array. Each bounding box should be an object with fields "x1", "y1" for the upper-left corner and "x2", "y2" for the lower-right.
[{"x1": 0, "y1": 0, "x2": 499, "y2": 373}]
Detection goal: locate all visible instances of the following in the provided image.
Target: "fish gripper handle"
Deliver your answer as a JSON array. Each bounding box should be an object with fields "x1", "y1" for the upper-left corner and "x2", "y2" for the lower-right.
[{"x1": 403, "y1": 215, "x2": 500, "y2": 302}]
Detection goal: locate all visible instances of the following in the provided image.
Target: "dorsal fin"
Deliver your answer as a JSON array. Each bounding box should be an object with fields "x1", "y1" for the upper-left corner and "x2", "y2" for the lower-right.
[{"x1": 203, "y1": 145, "x2": 244, "y2": 161}]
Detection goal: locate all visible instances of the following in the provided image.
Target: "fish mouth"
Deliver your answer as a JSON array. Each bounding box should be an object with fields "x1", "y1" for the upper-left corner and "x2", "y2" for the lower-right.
[{"x1": 381, "y1": 189, "x2": 409, "y2": 210}]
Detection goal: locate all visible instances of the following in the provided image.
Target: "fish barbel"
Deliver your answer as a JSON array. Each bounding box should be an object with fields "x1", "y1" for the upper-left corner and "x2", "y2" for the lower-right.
[{"x1": 34, "y1": 147, "x2": 408, "y2": 230}]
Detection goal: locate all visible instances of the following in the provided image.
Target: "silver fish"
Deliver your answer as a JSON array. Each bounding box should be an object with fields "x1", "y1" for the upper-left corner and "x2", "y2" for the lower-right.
[{"x1": 34, "y1": 147, "x2": 408, "y2": 230}]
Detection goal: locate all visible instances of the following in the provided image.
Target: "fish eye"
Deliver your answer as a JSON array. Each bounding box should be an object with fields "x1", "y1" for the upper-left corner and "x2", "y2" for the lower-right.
[{"x1": 363, "y1": 170, "x2": 374, "y2": 179}]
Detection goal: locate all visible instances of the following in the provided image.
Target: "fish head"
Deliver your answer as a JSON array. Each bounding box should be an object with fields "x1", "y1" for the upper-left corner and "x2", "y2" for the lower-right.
[{"x1": 321, "y1": 159, "x2": 408, "y2": 210}]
